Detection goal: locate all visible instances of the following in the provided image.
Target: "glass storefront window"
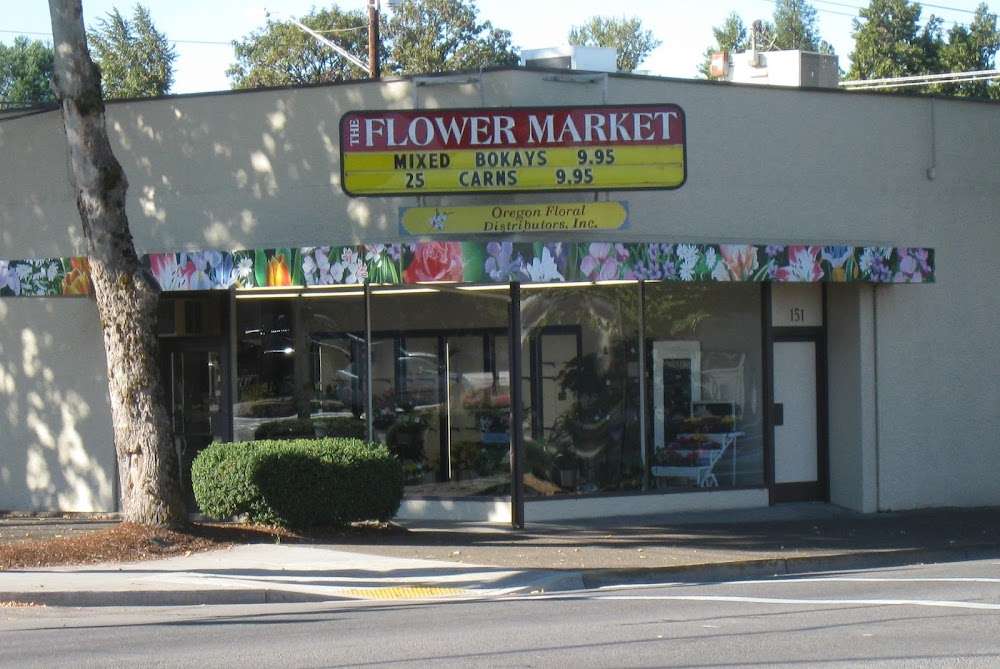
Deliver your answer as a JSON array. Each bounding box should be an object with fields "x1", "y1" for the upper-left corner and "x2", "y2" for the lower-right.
[
  {"x1": 370, "y1": 287, "x2": 511, "y2": 497},
  {"x1": 231, "y1": 278, "x2": 765, "y2": 507},
  {"x1": 303, "y1": 293, "x2": 367, "y2": 437},
  {"x1": 520, "y1": 284, "x2": 642, "y2": 496},
  {"x1": 644, "y1": 283, "x2": 765, "y2": 490},
  {"x1": 234, "y1": 298, "x2": 297, "y2": 441}
]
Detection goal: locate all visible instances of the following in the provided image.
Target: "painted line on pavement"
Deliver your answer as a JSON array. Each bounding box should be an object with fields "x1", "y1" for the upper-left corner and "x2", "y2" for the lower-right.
[
  {"x1": 725, "y1": 577, "x2": 1000, "y2": 585},
  {"x1": 590, "y1": 594, "x2": 1000, "y2": 611}
]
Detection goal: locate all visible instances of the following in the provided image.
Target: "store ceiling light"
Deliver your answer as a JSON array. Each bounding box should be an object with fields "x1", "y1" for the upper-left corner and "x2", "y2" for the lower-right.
[
  {"x1": 522, "y1": 281, "x2": 595, "y2": 289},
  {"x1": 234, "y1": 292, "x2": 299, "y2": 299},
  {"x1": 236, "y1": 285, "x2": 304, "y2": 291},
  {"x1": 371, "y1": 287, "x2": 440, "y2": 295},
  {"x1": 301, "y1": 290, "x2": 365, "y2": 298}
]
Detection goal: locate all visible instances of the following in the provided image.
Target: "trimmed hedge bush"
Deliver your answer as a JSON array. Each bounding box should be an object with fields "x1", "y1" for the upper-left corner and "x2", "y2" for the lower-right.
[
  {"x1": 191, "y1": 438, "x2": 404, "y2": 528},
  {"x1": 254, "y1": 416, "x2": 368, "y2": 440},
  {"x1": 313, "y1": 416, "x2": 366, "y2": 439},
  {"x1": 254, "y1": 418, "x2": 315, "y2": 440}
]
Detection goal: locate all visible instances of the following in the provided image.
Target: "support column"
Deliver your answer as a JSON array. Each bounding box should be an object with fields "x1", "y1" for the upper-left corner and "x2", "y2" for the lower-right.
[{"x1": 509, "y1": 281, "x2": 525, "y2": 529}]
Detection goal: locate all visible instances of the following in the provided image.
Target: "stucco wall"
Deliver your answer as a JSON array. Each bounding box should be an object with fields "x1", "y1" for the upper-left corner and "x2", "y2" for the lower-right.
[
  {"x1": 826, "y1": 285, "x2": 879, "y2": 513},
  {"x1": 1, "y1": 69, "x2": 998, "y2": 512},
  {"x1": 3, "y1": 71, "x2": 986, "y2": 256},
  {"x1": 0, "y1": 298, "x2": 115, "y2": 511}
]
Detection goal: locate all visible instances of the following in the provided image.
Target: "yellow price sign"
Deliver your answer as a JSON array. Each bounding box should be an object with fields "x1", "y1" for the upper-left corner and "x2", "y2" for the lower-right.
[{"x1": 340, "y1": 105, "x2": 686, "y2": 196}]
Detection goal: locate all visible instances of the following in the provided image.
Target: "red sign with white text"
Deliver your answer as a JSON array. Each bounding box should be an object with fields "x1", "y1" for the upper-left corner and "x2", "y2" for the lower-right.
[{"x1": 339, "y1": 104, "x2": 686, "y2": 196}]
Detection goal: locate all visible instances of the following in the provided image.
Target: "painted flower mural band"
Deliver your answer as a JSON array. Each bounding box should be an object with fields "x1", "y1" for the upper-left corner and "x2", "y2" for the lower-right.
[
  {"x1": 859, "y1": 247, "x2": 893, "y2": 283},
  {"x1": 62, "y1": 257, "x2": 92, "y2": 296},
  {"x1": 266, "y1": 252, "x2": 292, "y2": 286},
  {"x1": 403, "y1": 242, "x2": 463, "y2": 283},
  {"x1": 720, "y1": 245, "x2": 759, "y2": 281},
  {"x1": 525, "y1": 246, "x2": 565, "y2": 282},
  {"x1": 774, "y1": 246, "x2": 824, "y2": 282},
  {"x1": 1, "y1": 243, "x2": 936, "y2": 296},
  {"x1": 365, "y1": 244, "x2": 402, "y2": 284},
  {"x1": 0, "y1": 260, "x2": 21, "y2": 296},
  {"x1": 10, "y1": 259, "x2": 65, "y2": 296},
  {"x1": 580, "y1": 242, "x2": 630, "y2": 280},
  {"x1": 484, "y1": 241, "x2": 527, "y2": 281},
  {"x1": 302, "y1": 246, "x2": 335, "y2": 286},
  {"x1": 894, "y1": 247, "x2": 932, "y2": 283}
]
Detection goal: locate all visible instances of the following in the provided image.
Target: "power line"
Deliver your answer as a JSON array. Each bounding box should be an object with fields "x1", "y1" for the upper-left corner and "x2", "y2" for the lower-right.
[
  {"x1": 813, "y1": 0, "x2": 979, "y2": 14},
  {"x1": 841, "y1": 68, "x2": 1000, "y2": 88},
  {"x1": 752, "y1": 0, "x2": 986, "y2": 20}
]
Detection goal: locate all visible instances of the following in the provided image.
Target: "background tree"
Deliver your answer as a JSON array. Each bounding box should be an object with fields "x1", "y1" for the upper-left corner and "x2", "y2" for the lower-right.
[
  {"x1": 846, "y1": 0, "x2": 938, "y2": 81},
  {"x1": 773, "y1": 0, "x2": 834, "y2": 53},
  {"x1": 48, "y1": 0, "x2": 186, "y2": 526},
  {"x1": 567, "y1": 16, "x2": 661, "y2": 73},
  {"x1": 698, "y1": 13, "x2": 750, "y2": 77},
  {"x1": 227, "y1": 6, "x2": 375, "y2": 88},
  {"x1": 0, "y1": 37, "x2": 55, "y2": 107},
  {"x1": 87, "y1": 4, "x2": 175, "y2": 98},
  {"x1": 933, "y1": 3, "x2": 1000, "y2": 98},
  {"x1": 383, "y1": 0, "x2": 519, "y2": 75}
]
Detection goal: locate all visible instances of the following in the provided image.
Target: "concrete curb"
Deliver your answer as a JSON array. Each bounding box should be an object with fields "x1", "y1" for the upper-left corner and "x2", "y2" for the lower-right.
[
  {"x1": 577, "y1": 545, "x2": 1000, "y2": 589},
  {"x1": 3, "y1": 544, "x2": 998, "y2": 607},
  {"x1": 0, "y1": 588, "x2": 337, "y2": 608}
]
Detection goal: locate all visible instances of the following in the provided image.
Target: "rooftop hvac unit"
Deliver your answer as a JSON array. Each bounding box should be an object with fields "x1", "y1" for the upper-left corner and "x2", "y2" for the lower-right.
[{"x1": 522, "y1": 46, "x2": 617, "y2": 73}]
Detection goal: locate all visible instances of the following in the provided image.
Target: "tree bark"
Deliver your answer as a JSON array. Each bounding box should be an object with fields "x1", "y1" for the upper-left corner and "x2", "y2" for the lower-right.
[{"x1": 48, "y1": 0, "x2": 186, "y2": 527}]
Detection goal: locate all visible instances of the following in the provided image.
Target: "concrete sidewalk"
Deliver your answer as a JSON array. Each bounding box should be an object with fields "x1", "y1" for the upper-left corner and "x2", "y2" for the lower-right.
[
  {"x1": 0, "y1": 543, "x2": 581, "y2": 607},
  {"x1": 2, "y1": 503, "x2": 999, "y2": 606}
]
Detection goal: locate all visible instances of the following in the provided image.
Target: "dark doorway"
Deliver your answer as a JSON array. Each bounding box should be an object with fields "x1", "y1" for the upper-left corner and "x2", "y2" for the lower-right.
[{"x1": 158, "y1": 293, "x2": 231, "y2": 509}]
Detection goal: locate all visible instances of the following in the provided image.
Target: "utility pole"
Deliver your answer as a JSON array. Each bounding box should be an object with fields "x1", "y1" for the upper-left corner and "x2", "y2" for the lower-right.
[{"x1": 368, "y1": 0, "x2": 381, "y2": 79}]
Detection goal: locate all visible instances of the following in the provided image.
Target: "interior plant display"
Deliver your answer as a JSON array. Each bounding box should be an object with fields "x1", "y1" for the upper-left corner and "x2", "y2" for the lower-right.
[
  {"x1": 385, "y1": 411, "x2": 430, "y2": 463},
  {"x1": 462, "y1": 386, "x2": 510, "y2": 443},
  {"x1": 549, "y1": 339, "x2": 642, "y2": 493},
  {"x1": 312, "y1": 416, "x2": 367, "y2": 439}
]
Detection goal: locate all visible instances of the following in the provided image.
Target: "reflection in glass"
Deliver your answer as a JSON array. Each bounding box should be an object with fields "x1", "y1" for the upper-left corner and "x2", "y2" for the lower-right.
[
  {"x1": 304, "y1": 296, "x2": 367, "y2": 438},
  {"x1": 520, "y1": 285, "x2": 641, "y2": 496},
  {"x1": 370, "y1": 289, "x2": 511, "y2": 497},
  {"x1": 645, "y1": 283, "x2": 764, "y2": 490},
  {"x1": 234, "y1": 299, "x2": 297, "y2": 441}
]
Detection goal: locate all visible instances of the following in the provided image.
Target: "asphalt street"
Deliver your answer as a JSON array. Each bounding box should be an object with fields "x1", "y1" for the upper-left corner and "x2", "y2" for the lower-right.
[{"x1": 3, "y1": 558, "x2": 1000, "y2": 668}]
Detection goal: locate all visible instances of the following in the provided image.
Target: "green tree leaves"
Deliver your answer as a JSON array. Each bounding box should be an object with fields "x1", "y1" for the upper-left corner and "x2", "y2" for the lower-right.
[
  {"x1": 848, "y1": 1, "x2": 999, "y2": 97},
  {"x1": 0, "y1": 36, "x2": 55, "y2": 107},
  {"x1": 385, "y1": 0, "x2": 519, "y2": 75},
  {"x1": 567, "y1": 16, "x2": 661, "y2": 73},
  {"x1": 228, "y1": 7, "x2": 374, "y2": 89},
  {"x1": 87, "y1": 4, "x2": 176, "y2": 98},
  {"x1": 847, "y1": 0, "x2": 933, "y2": 80},
  {"x1": 773, "y1": 0, "x2": 833, "y2": 53},
  {"x1": 699, "y1": 13, "x2": 750, "y2": 78},
  {"x1": 228, "y1": 0, "x2": 520, "y2": 88}
]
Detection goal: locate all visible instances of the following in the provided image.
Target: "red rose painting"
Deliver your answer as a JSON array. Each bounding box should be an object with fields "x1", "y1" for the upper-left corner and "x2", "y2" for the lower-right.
[{"x1": 403, "y1": 242, "x2": 464, "y2": 283}]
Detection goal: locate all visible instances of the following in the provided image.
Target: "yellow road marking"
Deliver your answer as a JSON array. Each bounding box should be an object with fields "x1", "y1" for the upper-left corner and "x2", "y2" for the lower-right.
[{"x1": 339, "y1": 586, "x2": 469, "y2": 600}]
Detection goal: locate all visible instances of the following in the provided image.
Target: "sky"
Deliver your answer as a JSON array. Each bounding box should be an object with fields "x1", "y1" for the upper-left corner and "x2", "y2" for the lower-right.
[{"x1": 2, "y1": 0, "x2": 994, "y2": 94}]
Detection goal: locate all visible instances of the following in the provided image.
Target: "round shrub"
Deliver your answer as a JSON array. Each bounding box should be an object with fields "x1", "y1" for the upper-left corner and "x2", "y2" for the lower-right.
[
  {"x1": 312, "y1": 416, "x2": 367, "y2": 439},
  {"x1": 191, "y1": 438, "x2": 404, "y2": 528},
  {"x1": 253, "y1": 418, "x2": 316, "y2": 440}
]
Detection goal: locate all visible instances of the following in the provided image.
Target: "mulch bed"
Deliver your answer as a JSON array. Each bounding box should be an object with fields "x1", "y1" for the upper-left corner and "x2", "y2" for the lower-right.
[{"x1": 0, "y1": 521, "x2": 406, "y2": 570}]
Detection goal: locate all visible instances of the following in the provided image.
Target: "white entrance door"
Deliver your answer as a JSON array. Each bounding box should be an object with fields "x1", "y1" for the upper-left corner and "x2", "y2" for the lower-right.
[{"x1": 773, "y1": 341, "x2": 819, "y2": 486}]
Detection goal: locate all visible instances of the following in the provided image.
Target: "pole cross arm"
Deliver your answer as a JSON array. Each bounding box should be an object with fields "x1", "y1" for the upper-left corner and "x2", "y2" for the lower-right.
[{"x1": 288, "y1": 17, "x2": 371, "y2": 75}]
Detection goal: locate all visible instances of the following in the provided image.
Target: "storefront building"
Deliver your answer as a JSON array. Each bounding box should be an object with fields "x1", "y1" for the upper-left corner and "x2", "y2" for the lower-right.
[{"x1": 0, "y1": 67, "x2": 994, "y2": 524}]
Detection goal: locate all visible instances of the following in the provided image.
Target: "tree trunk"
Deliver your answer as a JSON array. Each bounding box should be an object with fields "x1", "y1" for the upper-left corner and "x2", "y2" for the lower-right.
[{"x1": 48, "y1": 0, "x2": 186, "y2": 527}]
